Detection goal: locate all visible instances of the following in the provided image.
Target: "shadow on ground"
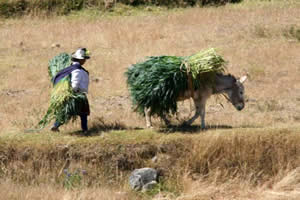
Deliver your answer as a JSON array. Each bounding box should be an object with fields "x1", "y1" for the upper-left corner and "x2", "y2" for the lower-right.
[
  {"x1": 68, "y1": 117, "x2": 143, "y2": 137},
  {"x1": 158, "y1": 124, "x2": 233, "y2": 134}
]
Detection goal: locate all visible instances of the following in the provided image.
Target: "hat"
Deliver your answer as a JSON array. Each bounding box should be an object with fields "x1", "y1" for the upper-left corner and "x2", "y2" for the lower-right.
[{"x1": 71, "y1": 48, "x2": 90, "y2": 60}]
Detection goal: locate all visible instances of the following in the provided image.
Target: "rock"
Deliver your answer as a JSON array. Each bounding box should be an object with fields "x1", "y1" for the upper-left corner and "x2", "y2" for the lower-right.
[
  {"x1": 51, "y1": 43, "x2": 61, "y2": 48},
  {"x1": 129, "y1": 168, "x2": 158, "y2": 191},
  {"x1": 91, "y1": 76, "x2": 103, "y2": 83}
]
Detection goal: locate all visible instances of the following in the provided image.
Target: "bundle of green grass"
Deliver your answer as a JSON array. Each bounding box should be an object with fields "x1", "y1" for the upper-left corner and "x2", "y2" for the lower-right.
[
  {"x1": 125, "y1": 48, "x2": 227, "y2": 117},
  {"x1": 38, "y1": 53, "x2": 87, "y2": 128}
]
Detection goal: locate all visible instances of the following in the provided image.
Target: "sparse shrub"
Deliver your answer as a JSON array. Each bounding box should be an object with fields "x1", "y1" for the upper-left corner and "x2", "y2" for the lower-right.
[
  {"x1": 248, "y1": 64, "x2": 266, "y2": 79},
  {"x1": 293, "y1": 115, "x2": 300, "y2": 122},
  {"x1": 283, "y1": 25, "x2": 300, "y2": 42},
  {"x1": 253, "y1": 25, "x2": 270, "y2": 38},
  {"x1": 63, "y1": 168, "x2": 87, "y2": 190},
  {"x1": 257, "y1": 100, "x2": 284, "y2": 112},
  {"x1": 142, "y1": 178, "x2": 177, "y2": 198}
]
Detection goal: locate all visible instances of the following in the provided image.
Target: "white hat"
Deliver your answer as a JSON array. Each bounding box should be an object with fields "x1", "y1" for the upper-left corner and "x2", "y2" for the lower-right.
[{"x1": 71, "y1": 48, "x2": 90, "y2": 60}]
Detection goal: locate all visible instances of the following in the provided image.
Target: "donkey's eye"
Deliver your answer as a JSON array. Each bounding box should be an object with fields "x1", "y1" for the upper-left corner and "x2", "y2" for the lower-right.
[{"x1": 240, "y1": 91, "x2": 243, "y2": 95}]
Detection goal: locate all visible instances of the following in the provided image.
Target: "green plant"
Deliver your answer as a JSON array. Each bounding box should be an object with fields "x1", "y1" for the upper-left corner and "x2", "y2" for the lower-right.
[{"x1": 63, "y1": 169, "x2": 86, "y2": 190}]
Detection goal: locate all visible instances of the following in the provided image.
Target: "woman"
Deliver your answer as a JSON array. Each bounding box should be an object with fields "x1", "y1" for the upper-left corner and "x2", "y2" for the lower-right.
[{"x1": 51, "y1": 48, "x2": 91, "y2": 133}]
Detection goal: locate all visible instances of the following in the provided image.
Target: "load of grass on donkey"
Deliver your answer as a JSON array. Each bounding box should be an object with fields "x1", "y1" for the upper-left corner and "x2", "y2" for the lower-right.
[
  {"x1": 125, "y1": 48, "x2": 227, "y2": 118},
  {"x1": 38, "y1": 53, "x2": 87, "y2": 129}
]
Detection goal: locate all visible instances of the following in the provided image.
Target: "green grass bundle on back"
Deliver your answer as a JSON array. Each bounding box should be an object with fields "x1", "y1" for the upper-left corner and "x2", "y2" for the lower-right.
[
  {"x1": 38, "y1": 53, "x2": 86, "y2": 129},
  {"x1": 125, "y1": 48, "x2": 226, "y2": 117},
  {"x1": 48, "y1": 53, "x2": 71, "y2": 79}
]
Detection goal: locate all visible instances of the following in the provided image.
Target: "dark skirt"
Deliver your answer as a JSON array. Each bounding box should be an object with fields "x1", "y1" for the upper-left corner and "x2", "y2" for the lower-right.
[{"x1": 75, "y1": 94, "x2": 90, "y2": 116}]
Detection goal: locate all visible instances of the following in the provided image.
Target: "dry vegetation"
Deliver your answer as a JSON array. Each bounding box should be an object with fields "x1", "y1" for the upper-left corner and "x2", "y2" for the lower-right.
[
  {"x1": 0, "y1": 0, "x2": 242, "y2": 18},
  {"x1": 0, "y1": 0, "x2": 300, "y2": 199}
]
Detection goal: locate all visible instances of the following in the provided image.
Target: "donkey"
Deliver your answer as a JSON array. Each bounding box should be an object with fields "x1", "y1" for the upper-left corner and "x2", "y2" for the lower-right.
[{"x1": 144, "y1": 73, "x2": 247, "y2": 129}]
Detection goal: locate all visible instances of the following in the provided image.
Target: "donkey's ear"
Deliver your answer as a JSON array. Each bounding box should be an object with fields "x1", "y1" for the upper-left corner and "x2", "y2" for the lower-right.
[{"x1": 239, "y1": 75, "x2": 247, "y2": 83}]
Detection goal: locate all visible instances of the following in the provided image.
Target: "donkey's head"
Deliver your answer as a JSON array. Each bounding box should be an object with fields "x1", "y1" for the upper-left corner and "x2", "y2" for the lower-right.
[{"x1": 224, "y1": 75, "x2": 247, "y2": 111}]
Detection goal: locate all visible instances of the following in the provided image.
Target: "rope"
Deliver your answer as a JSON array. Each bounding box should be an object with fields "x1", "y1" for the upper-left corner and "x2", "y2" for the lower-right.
[
  {"x1": 180, "y1": 60, "x2": 194, "y2": 99},
  {"x1": 222, "y1": 93, "x2": 231, "y2": 102}
]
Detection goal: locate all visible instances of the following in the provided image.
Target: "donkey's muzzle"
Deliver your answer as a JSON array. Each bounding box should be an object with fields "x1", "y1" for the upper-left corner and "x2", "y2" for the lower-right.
[{"x1": 235, "y1": 103, "x2": 244, "y2": 111}]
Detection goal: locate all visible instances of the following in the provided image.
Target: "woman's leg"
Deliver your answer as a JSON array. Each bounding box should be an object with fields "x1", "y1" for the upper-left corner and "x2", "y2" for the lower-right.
[
  {"x1": 80, "y1": 114, "x2": 88, "y2": 131},
  {"x1": 51, "y1": 121, "x2": 61, "y2": 132}
]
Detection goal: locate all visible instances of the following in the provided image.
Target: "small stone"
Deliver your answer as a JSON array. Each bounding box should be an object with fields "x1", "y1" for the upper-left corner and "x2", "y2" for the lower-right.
[
  {"x1": 51, "y1": 43, "x2": 61, "y2": 48},
  {"x1": 151, "y1": 156, "x2": 158, "y2": 163}
]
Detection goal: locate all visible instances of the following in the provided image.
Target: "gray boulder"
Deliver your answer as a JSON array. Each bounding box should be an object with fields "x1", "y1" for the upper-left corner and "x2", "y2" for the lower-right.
[{"x1": 129, "y1": 168, "x2": 158, "y2": 191}]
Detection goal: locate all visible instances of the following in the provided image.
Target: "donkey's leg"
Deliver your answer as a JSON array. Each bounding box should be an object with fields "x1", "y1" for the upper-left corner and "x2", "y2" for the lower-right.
[
  {"x1": 198, "y1": 101, "x2": 206, "y2": 129},
  {"x1": 185, "y1": 99, "x2": 201, "y2": 126},
  {"x1": 161, "y1": 114, "x2": 171, "y2": 126},
  {"x1": 185, "y1": 99, "x2": 206, "y2": 128},
  {"x1": 144, "y1": 107, "x2": 153, "y2": 128}
]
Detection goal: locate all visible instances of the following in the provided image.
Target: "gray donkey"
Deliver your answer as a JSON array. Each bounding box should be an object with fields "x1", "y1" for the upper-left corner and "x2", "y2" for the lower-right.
[{"x1": 144, "y1": 73, "x2": 247, "y2": 129}]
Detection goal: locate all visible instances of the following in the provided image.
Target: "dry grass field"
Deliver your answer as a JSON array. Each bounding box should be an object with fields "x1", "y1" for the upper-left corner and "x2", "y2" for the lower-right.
[{"x1": 0, "y1": 0, "x2": 300, "y2": 199}]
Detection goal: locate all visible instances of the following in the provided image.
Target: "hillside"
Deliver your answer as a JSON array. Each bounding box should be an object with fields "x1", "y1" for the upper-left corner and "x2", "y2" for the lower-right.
[{"x1": 0, "y1": 0, "x2": 242, "y2": 18}]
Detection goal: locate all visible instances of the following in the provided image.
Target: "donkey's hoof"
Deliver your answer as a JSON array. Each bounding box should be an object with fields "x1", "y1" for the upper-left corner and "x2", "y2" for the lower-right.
[
  {"x1": 163, "y1": 119, "x2": 171, "y2": 125},
  {"x1": 182, "y1": 121, "x2": 191, "y2": 127}
]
